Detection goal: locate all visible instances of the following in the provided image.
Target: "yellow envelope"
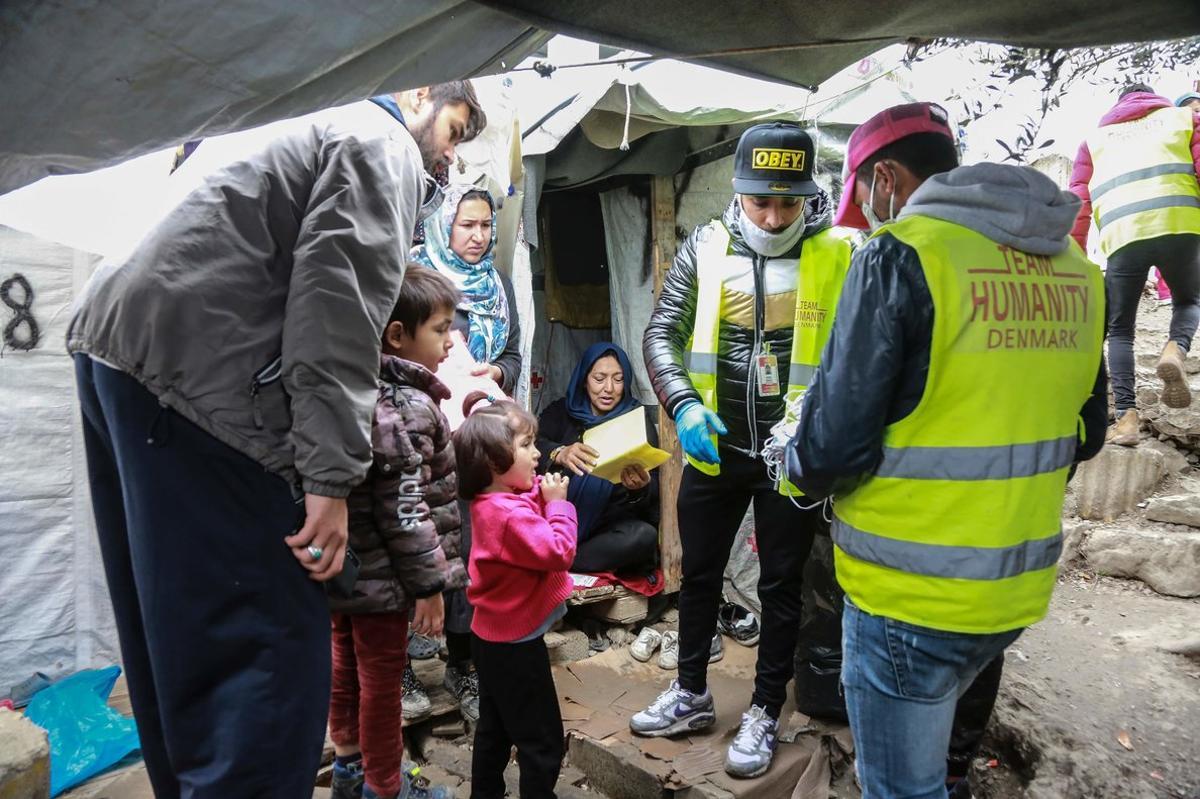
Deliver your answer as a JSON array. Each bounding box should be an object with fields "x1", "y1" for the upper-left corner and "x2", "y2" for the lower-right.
[{"x1": 582, "y1": 408, "x2": 671, "y2": 484}]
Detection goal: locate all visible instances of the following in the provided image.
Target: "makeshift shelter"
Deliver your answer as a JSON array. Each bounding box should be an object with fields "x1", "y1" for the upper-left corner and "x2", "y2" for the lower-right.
[
  {"x1": 0, "y1": 225, "x2": 115, "y2": 686},
  {"x1": 509, "y1": 53, "x2": 914, "y2": 599},
  {"x1": 516, "y1": 53, "x2": 915, "y2": 411}
]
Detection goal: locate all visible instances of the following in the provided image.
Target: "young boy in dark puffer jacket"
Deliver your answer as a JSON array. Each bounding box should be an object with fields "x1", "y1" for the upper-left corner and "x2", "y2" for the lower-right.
[{"x1": 327, "y1": 266, "x2": 465, "y2": 799}]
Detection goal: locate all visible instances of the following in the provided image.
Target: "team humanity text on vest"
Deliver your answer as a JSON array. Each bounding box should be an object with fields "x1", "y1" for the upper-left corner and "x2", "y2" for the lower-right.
[{"x1": 967, "y1": 245, "x2": 1094, "y2": 351}]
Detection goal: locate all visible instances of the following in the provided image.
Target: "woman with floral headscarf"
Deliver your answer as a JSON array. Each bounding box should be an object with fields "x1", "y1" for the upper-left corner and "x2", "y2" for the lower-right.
[
  {"x1": 406, "y1": 185, "x2": 522, "y2": 725},
  {"x1": 411, "y1": 185, "x2": 521, "y2": 392}
]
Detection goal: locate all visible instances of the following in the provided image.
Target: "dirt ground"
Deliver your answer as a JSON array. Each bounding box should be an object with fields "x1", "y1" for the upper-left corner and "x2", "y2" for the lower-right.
[{"x1": 973, "y1": 572, "x2": 1200, "y2": 799}]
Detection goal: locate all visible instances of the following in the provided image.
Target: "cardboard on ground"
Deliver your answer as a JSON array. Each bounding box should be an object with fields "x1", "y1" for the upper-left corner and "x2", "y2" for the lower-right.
[{"x1": 581, "y1": 408, "x2": 671, "y2": 484}]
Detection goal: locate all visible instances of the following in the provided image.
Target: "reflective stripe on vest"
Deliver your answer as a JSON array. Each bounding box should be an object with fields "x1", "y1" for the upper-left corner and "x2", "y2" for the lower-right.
[
  {"x1": 875, "y1": 435, "x2": 1077, "y2": 480},
  {"x1": 1087, "y1": 106, "x2": 1200, "y2": 257},
  {"x1": 684, "y1": 221, "x2": 852, "y2": 481},
  {"x1": 832, "y1": 518, "x2": 1064, "y2": 581},
  {"x1": 832, "y1": 216, "x2": 1105, "y2": 635}
]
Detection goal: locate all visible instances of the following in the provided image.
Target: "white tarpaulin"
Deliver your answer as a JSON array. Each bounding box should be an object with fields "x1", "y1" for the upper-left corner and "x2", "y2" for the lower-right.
[{"x1": 0, "y1": 226, "x2": 117, "y2": 689}]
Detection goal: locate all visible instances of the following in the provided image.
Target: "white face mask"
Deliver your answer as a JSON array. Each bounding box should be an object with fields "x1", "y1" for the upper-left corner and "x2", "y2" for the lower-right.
[
  {"x1": 738, "y1": 200, "x2": 807, "y2": 257},
  {"x1": 861, "y1": 171, "x2": 896, "y2": 233}
]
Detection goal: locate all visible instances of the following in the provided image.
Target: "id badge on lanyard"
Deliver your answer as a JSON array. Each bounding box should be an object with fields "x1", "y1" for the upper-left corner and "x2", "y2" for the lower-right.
[{"x1": 756, "y1": 346, "x2": 780, "y2": 397}]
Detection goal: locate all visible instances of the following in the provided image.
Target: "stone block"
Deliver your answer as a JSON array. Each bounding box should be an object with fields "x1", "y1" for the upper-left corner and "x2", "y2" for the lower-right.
[
  {"x1": 567, "y1": 733, "x2": 665, "y2": 799},
  {"x1": 546, "y1": 626, "x2": 591, "y2": 663},
  {"x1": 1074, "y1": 446, "x2": 1165, "y2": 521},
  {"x1": 1142, "y1": 439, "x2": 1190, "y2": 474},
  {"x1": 1146, "y1": 492, "x2": 1200, "y2": 529},
  {"x1": 1082, "y1": 527, "x2": 1200, "y2": 597},
  {"x1": 0, "y1": 709, "x2": 49, "y2": 799}
]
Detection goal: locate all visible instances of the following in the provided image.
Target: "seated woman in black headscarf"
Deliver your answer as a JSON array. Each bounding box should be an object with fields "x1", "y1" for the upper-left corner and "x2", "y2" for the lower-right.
[{"x1": 538, "y1": 342, "x2": 660, "y2": 575}]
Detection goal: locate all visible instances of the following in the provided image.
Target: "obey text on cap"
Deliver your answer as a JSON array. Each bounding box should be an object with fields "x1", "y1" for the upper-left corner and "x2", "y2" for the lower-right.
[{"x1": 752, "y1": 148, "x2": 807, "y2": 172}]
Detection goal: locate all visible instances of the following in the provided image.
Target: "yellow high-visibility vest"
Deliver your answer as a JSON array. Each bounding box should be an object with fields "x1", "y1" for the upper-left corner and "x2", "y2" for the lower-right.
[
  {"x1": 1088, "y1": 106, "x2": 1200, "y2": 256},
  {"x1": 833, "y1": 216, "x2": 1104, "y2": 634},
  {"x1": 685, "y1": 222, "x2": 852, "y2": 496}
]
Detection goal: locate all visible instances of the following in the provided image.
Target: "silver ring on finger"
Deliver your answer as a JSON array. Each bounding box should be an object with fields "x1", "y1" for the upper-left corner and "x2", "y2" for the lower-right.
[{"x1": 307, "y1": 545, "x2": 323, "y2": 562}]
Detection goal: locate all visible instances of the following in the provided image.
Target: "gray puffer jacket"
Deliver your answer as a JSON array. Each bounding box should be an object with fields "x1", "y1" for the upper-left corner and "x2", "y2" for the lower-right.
[{"x1": 67, "y1": 101, "x2": 424, "y2": 497}]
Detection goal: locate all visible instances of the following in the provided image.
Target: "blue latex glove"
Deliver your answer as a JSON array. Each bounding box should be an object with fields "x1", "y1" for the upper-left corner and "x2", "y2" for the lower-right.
[{"x1": 675, "y1": 400, "x2": 727, "y2": 465}]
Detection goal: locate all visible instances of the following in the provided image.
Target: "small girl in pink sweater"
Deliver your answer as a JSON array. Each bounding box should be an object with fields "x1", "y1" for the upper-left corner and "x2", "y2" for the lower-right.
[{"x1": 453, "y1": 396, "x2": 577, "y2": 799}]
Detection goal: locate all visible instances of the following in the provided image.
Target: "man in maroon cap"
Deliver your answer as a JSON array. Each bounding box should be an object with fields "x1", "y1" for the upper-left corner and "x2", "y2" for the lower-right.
[{"x1": 783, "y1": 103, "x2": 1109, "y2": 797}]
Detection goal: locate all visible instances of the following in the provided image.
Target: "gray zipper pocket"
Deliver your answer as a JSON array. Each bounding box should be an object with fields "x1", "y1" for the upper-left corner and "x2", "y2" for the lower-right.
[{"x1": 250, "y1": 355, "x2": 283, "y2": 429}]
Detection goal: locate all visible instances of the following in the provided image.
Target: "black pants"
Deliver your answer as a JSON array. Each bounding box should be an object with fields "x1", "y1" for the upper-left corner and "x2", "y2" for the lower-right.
[
  {"x1": 471, "y1": 634, "x2": 563, "y2": 799},
  {"x1": 677, "y1": 449, "x2": 822, "y2": 718},
  {"x1": 947, "y1": 655, "x2": 1004, "y2": 781},
  {"x1": 74, "y1": 356, "x2": 330, "y2": 799},
  {"x1": 1105, "y1": 233, "x2": 1200, "y2": 410},
  {"x1": 571, "y1": 517, "x2": 659, "y2": 574}
]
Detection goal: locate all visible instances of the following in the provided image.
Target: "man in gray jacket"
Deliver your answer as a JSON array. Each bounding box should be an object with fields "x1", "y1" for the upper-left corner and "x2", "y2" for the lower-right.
[{"x1": 67, "y1": 82, "x2": 484, "y2": 798}]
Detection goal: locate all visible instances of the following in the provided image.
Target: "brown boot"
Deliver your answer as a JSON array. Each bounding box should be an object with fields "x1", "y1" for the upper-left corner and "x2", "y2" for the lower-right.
[
  {"x1": 1106, "y1": 409, "x2": 1140, "y2": 447},
  {"x1": 1156, "y1": 341, "x2": 1192, "y2": 409}
]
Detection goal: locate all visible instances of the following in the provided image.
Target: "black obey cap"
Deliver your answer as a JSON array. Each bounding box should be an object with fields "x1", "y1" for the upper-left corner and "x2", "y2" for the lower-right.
[{"x1": 733, "y1": 122, "x2": 819, "y2": 196}]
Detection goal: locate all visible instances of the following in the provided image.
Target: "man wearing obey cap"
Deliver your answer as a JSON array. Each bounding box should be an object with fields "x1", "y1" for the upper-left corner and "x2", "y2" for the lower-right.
[
  {"x1": 637, "y1": 122, "x2": 853, "y2": 777},
  {"x1": 784, "y1": 103, "x2": 1109, "y2": 796}
]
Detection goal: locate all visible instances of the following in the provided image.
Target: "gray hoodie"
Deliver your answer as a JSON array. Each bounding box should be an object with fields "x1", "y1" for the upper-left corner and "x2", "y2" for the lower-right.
[
  {"x1": 899, "y1": 162, "x2": 1082, "y2": 255},
  {"x1": 68, "y1": 101, "x2": 426, "y2": 497}
]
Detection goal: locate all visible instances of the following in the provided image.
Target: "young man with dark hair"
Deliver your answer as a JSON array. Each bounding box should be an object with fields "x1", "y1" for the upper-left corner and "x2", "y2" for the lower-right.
[
  {"x1": 1070, "y1": 83, "x2": 1200, "y2": 445},
  {"x1": 68, "y1": 81, "x2": 484, "y2": 795},
  {"x1": 786, "y1": 102, "x2": 1108, "y2": 797},
  {"x1": 637, "y1": 122, "x2": 854, "y2": 778}
]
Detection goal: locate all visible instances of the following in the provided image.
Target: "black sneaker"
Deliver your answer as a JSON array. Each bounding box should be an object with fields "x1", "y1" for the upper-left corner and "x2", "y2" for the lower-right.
[
  {"x1": 717, "y1": 600, "x2": 760, "y2": 646},
  {"x1": 443, "y1": 664, "x2": 480, "y2": 723},
  {"x1": 402, "y1": 663, "x2": 433, "y2": 721}
]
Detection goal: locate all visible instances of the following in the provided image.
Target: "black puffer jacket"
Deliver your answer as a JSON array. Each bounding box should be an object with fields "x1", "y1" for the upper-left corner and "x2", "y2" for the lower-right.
[{"x1": 643, "y1": 193, "x2": 834, "y2": 454}]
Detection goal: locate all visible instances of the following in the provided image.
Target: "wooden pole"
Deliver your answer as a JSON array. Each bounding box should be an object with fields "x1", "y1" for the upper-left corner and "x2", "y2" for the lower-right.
[{"x1": 650, "y1": 174, "x2": 684, "y2": 594}]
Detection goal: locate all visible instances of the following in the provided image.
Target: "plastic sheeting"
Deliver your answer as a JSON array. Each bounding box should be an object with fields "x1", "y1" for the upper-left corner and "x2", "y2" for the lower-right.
[
  {"x1": 0, "y1": 1, "x2": 549, "y2": 195},
  {"x1": 0, "y1": 226, "x2": 117, "y2": 688}
]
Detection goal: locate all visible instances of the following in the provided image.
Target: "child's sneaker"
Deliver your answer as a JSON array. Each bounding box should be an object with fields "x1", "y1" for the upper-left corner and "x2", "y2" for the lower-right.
[
  {"x1": 407, "y1": 632, "x2": 440, "y2": 661},
  {"x1": 630, "y1": 628, "x2": 662, "y2": 662},
  {"x1": 629, "y1": 679, "x2": 716, "y2": 737},
  {"x1": 658, "y1": 630, "x2": 680, "y2": 669},
  {"x1": 361, "y1": 766, "x2": 454, "y2": 799},
  {"x1": 709, "y1": 632, "x2": 724, "y2": 663},
  {"x1": 331, "y1": 757, "x2": 364, "y2": 799},
  {"x1": 402, "y1": 664, "x2": 432, "y2": 721},
  {"x1": 724, "y1": 704, "x2": 779, "y2": 778},
  {"x1": 443, "y1": 664, "x2": 480, "y2": 724}
]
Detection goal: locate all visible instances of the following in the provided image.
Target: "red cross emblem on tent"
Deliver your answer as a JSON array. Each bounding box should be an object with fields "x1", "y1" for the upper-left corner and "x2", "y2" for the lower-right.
[{"x1": 530, "y1": 370, "x2": 545, "y2": 392}]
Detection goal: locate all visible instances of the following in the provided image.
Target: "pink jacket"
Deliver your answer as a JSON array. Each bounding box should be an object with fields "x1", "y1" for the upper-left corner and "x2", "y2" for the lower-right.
[
  {"x1": 1069, "y1": 92, "x2": 1200, "y2": 249},
  {"x1": 467, "y1": 478, "x2": 578, "y2": 642}
]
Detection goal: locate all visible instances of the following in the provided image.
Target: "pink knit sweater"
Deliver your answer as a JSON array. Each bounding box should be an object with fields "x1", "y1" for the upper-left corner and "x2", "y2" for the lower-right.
[{"x1": 466, "y1": 479, "x2": 578, "y2": 642}]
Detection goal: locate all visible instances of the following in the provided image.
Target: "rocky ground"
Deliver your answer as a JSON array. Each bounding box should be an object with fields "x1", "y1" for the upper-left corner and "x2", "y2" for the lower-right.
[{"x1": 969, "y1": 293, "x2": 1200, "y2": 799}]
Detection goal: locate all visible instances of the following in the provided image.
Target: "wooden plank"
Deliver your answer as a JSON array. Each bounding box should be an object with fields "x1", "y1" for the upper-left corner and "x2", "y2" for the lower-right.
[{"x1": 651, "y1": 174, "x2": 683, "y2": 594}]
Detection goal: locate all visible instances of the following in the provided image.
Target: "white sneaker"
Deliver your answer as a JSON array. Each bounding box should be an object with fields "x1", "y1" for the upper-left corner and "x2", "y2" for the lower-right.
[
  {"x1": 658, "y1": 630, "x2": 680, "y2": 670},
  {"x1": 631, "y1": 628, "x2": 663, "y2": 662},
  {"x1": 725, "y1": 705, "x2": 779, "y2": 778}
]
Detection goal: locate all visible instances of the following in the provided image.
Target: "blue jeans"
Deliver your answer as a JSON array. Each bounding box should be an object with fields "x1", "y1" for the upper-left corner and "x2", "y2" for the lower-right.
[{"x1": 842, "y1": 598, "x2": 1022, "y2": 798}]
